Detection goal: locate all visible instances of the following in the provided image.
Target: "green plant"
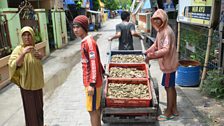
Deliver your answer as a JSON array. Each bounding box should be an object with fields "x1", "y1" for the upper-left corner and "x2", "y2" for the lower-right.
[
  {"x1": 35, "y1": 31, "x2": 42, "y2": 43},
  {"x1": 119, "y1": 0, "x2": 132, "y2": 10},
  {"x1": 75, "y1": 0, "x2": 82, "y2": 10},
  {"x1": 103, "y1": 0, "x2": 120, "y2": 10},
  {"x1": 180, "y1": 24, "x2": 219, "y2": 65},
  {"x1": 190, "y1": 54, "x2": 196, "y2": 60},
  {"x1": 93, "y1": 0, "x2": 100, "y2": 11},
  {"x1": 201, "y1": 70, "x2": 224, "y2": 99}
]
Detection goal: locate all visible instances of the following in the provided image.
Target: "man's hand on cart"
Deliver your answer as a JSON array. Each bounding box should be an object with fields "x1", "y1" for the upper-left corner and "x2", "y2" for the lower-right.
[
  {"x1": 103, "y1": 73, "x2": 110, "y2": 78},
  {"x1": 107, "y1": 38, "x2": 112, "y2": 55},
  {"x1": 145, "y1": 56, "x2": 150, "y2": 64},
  {"x1": 108, "y1": 37, "x2": 113, "y2": 41},
  {"x1": 140, "y1": 35, "x2": 144, "y2": 40},
  {"x1": 144, "y1": 51, "x2": 156, "y2": 64},
  {"x1": 87, "y1": 83, "x2": 95, "y2": 96},
  {"x1": 102, "y1": 66, "x2": 109, "y2": 78}
]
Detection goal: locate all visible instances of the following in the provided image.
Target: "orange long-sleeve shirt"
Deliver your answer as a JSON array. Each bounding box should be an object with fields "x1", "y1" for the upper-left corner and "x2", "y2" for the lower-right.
[{"x1": 81, "y1": 35, "x2": 104, "y2": 87}]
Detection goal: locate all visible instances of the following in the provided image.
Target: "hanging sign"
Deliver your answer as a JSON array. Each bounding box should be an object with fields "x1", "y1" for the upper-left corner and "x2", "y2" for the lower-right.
[
  {"x1": 163, "y1": 0, "x2": 175, "y2": 12},
  {"x1": 177, "y1": 0, "x2": 216, "y2": 27}
]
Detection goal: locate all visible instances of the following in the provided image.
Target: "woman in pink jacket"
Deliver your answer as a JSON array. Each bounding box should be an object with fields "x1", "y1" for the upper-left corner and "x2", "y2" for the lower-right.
[{"x1": 145, "y1": 9, "x2": 179, "y2": 121}]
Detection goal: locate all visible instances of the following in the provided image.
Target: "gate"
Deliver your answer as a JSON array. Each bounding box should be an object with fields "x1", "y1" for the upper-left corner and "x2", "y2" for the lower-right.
[{"x1": 0, "y1": 15, "x2": 11, "y2": 58}]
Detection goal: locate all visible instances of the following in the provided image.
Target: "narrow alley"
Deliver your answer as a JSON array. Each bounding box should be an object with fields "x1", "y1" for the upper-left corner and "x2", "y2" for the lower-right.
[
  {"x1": 0, "y1": 17, "x2": 215, "y2": 126},
  {"x1": 1, "y1": 0, "x2": 224, "y2": 126}
]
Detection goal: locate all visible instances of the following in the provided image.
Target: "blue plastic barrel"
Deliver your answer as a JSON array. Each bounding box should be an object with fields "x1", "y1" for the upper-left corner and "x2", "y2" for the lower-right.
[
  {"x1": 89, "y1": 23, "x2": 95, "y2": 31},
  {"x1": 176, "y1": 60, "x2": 201, "y2": 86}
]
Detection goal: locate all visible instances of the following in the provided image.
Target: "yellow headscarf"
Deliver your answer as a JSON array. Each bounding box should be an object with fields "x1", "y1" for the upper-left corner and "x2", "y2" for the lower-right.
[
  {"x1": 8, "y1": 26, "x2": 44, "y2": 90},
  {"x1": 20, "y1": 26, "x2": 35, "y2": 46}
]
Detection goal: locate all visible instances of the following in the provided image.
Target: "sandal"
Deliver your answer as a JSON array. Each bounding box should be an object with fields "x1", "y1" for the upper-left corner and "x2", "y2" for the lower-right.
[
  {"x1": 163, "y1": 109, "x2": 179, "y2": 117},
  {"x1": 173, "y1": 113, "x2": 179, "y2": 116},
  {"x1": 157, "y1": 115, "x2": 174, "y2": 121}
]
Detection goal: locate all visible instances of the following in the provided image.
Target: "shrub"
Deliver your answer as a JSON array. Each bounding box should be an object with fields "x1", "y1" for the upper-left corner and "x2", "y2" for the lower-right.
[{"x1": 201, "y1": 70, "x2": 224, "y2": 99}]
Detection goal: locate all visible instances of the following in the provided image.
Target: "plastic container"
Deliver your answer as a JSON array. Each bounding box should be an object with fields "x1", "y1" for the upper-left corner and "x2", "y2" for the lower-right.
[
  {"x1": 108, "y1": 63, "x2": 149, "y2": 79},
  {"x1": 109, "y1": 50, "x2": 145, "y2": 64},
  {"x1": 176, "y1": 60, "x2": 201, "y2": 86},
  {"x1": 105, "y1": 79, "x2": 152, "y2": 107},
  {"x1": 110, "y1": 50, "x2": 144, "y2": 56}
]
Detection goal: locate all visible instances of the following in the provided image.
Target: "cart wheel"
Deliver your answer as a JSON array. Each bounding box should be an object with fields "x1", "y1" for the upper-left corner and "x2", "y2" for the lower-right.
[{"x1": 152, "y1": 78, "x2": 159, "y2": 108}]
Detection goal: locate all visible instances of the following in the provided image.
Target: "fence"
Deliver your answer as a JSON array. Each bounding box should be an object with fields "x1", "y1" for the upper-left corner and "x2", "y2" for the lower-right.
[
  {"x1": 0, "y1": 15, "x2": 11, "y2": 58},
  {"x1": 179, "y1": 23, "x2": 220, "y2": 71}
]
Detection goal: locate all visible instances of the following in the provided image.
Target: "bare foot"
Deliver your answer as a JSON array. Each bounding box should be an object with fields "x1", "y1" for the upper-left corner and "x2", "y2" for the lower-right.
[{"x1": 163, "y1": 108, "x2": 179, "y2": 116}]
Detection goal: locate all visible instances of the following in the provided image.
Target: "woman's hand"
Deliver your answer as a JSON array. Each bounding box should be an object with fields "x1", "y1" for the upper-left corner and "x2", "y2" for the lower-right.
[
  {"x1": 23, "y1": 46, "x2": 34, "y2": 55},
  {"x1": 34, "y1": 50, "x2": 43, "y2": 60},
  {"x1": 16, "y1": 46, "x2": 34, "y2": 66}
]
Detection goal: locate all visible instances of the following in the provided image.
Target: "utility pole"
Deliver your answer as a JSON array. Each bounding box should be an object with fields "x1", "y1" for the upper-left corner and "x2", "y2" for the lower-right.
[
  {"x1": 130, "y1": 0, "x2": 136, "y2": 12},
  {"x1": 219, "y1": 0, "x2": 224, "y2": 74}
]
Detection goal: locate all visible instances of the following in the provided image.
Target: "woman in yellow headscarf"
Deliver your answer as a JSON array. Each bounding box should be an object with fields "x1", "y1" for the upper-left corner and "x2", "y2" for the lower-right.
[{"x1": 8, "y1": 26, "x2": 44, "y2": 126}]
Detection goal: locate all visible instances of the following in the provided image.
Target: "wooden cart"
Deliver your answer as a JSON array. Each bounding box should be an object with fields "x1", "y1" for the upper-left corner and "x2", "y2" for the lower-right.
[{"x1": 101, "y1": 50, "x2": 159, "y2": 124}]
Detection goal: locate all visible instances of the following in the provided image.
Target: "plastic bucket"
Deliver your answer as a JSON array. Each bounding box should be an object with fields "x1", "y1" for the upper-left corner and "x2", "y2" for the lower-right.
[
  {"x1": 176, "y1": 60, "x2": 201, "y2": 86},
  {"x1": 89, "y1": 23, "x2": 95, "y2": 31}
]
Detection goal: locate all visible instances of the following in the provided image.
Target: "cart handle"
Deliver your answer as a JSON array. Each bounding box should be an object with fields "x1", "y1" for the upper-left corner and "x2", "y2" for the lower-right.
[{"x1": 107, "y1": 40, "x2": 112, "y2": 55}]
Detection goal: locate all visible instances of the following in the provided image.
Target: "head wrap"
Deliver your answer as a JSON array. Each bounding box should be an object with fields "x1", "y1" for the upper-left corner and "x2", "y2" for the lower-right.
[
  {"x1": 151, "y1": 9, "x2": 168, "y2": 31},
  {"x1": 73, "y1": 15, "x2": 89, "y2": 32},
  {"x1": 20, "y1": 26, "x2": 35, "y2": 46}
]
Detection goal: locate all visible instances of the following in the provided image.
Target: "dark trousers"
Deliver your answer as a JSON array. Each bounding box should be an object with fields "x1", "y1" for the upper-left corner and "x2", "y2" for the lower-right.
[{"x1": 20, "y1": 88, "x2": 43, "y2": 126}]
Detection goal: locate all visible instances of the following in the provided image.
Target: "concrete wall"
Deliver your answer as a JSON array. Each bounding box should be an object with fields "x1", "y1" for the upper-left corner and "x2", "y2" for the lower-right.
[
  {"x1": 0, "y1": 0, "x2": 8, "y2": 8},
  {"x1": 0, "y1": 55, "x2": 10, "y2": 89},
  {"x1": 52, "y1": 9, "x2": 68, "y2": 48},
  {"x1": 61, "y1": 11, "x2": 68, "y2": 45},
  {"x1": 35, "y1": 9, "x2": 50, "y2": 56}
]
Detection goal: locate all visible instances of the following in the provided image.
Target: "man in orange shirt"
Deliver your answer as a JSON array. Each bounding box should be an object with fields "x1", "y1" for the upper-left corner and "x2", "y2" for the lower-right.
[{"x1": 73, "y1": 15, "x2": 104, "y2": 126}]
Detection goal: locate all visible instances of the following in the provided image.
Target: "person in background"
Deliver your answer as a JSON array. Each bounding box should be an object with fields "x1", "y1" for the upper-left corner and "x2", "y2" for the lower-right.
[
  {"x1": 108, "y1": 11, "x2": 143, "y2": 50},
  {"x1": 73, "y1": 15, "x2": 105, "y2": 126},
  {"x1": 145, "y1": 9, "x2": 179, "y2": 121},
  {"x1": 8, "y1": 26, "x2": 44, "y2": 126}
]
